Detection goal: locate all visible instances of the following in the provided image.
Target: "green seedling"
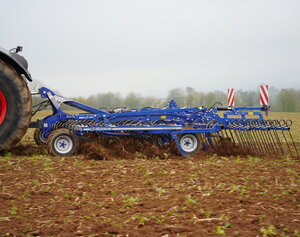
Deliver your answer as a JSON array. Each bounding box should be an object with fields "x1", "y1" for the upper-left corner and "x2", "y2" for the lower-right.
[
  {"x1": 155, "y1": 187, "x2": 166, "y2": 196},
  {"x1": 185, "y1": 194, "x2": 197, "y2": 204},
  {"x1": 214, "y1": 225, "x2": 225, "y2": 235},
  {"x1": 260, "y1": 225, "x2": 276, "y2": 236},
  {"x1": 32, "y1": 179, "x2": 40, "y2": 186},
  {"x1": 285, "y1": 168, "x2": 297, "y2": 176},
  {"x1": 132, "y1": 215, "x2": 150, "y2": 226},
  {"x1": 111, "y1": 191, "x2": 118, "y2": 196},
  {"x1": 202, "y1": 210, "x2": 213, "y2": 217},
  {"x1": 123, "y1": 197, "x2": 140, "y2": 208},
  {"x1": 10, "y1": 205, "x2": 18, "y2": 215},
  {"x1": 144, "y1": 171, "x2": 154, "y2": 177},
  {"x1": 143, "y1": 179, "x2": 154, "y2": 185}
]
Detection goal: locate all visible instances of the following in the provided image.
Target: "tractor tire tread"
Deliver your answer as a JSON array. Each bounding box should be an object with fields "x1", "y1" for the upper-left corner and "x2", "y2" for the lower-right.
[{"x1": 0, "y1": 60, "x2": 32, "y2": 150}]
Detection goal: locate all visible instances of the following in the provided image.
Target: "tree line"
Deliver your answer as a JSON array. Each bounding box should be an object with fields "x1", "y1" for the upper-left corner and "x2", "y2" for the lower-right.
[
  {"x1": 30, "y1": 81, "x2": 300, "y2": 112},
  {"x1": 70, "y1": 87, "x2": 300, "y2": 112}
]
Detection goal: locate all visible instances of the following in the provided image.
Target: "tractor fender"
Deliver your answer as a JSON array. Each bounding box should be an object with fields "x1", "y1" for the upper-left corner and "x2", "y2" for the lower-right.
[{"x1": 0, "y1": 47, "x2": 32, "y2": 81}]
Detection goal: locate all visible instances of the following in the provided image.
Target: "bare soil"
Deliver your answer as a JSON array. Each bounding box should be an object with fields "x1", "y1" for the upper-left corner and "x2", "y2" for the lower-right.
[{"x1": 0, "y1": 135, "x2": 299, "y2": 236}]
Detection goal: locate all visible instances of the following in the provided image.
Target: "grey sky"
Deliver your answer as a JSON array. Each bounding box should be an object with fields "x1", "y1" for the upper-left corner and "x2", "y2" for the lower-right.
[{"x1": 1, "y1": 0, "x2": 300, "y2": 97}]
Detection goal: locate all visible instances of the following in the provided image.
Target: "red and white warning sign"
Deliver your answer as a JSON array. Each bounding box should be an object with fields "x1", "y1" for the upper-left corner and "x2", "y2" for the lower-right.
[
  {"x1": 227, "y1": 88, "x2": 235, "y2": 107},
  {"x1": 260, "y1": 85, "x2": 269, "y2": 106}
]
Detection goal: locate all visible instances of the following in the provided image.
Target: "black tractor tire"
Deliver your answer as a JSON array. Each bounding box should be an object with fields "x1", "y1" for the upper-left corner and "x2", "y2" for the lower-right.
[
  {"x1": 0, "y1": 60, "x2": 32, "y2": 150},
  {"x1": 154, "y1": 134, "x2": 171, "y2": 147}
]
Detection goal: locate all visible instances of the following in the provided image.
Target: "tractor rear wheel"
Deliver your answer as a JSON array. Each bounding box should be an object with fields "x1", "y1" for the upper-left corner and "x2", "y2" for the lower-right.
[{"x1": 0, "y1": 60, "x2": 32, "y2": 150}]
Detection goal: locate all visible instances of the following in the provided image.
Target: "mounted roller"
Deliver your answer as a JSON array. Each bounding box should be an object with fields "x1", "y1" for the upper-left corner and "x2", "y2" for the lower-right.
[{"x1": 0, "y1": 46, "x2": 32, "y2": 150}]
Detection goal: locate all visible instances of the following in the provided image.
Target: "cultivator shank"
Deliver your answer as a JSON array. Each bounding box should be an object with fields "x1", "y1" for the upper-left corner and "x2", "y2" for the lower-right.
[{"x1": 31, "y1": 87, "x2": 299, "y2": 158}]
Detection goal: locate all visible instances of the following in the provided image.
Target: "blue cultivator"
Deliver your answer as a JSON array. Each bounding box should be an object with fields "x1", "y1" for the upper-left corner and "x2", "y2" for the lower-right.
[{"x1": 30, "y1": 87, "x2": 299, "y2": 158}]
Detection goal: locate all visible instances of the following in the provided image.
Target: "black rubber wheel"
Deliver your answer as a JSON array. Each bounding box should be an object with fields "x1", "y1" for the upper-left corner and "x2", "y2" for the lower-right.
[
  {"x1": 0, "y1": 60, "x2": 32, "y2": 150},
  {"x1": 33, "y1": 128, "x2": 47, "y2": 146},
  {"x1": 47, "y1": 129, "x2": 78, "y2": 156},
  {"x1": 155, "y1": 134, "x2": 171, "y2": 147},
  {"x1": 179, "y1": 133, "x2": 200, "y2": 155}
]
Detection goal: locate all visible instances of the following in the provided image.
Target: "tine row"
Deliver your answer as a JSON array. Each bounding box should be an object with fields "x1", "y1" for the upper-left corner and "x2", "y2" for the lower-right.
[{"x1": 206, "y1": 119, "x2": 299, "y2": 158}]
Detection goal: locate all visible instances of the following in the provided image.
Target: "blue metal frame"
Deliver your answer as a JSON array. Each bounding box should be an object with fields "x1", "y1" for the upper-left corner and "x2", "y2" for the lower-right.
[{"x1": 35, "y1": 87, "x2": 290, "y2": 157}]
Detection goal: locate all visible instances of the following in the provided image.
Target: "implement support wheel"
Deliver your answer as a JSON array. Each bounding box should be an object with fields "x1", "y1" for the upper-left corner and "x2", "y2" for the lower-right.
[
  {"x1": 179, "y1": 133, "x2": 200, "y2": 155},
  {"x1": 47, "y1": 129, "x2": 78, "y2": 156},
  {"x1": 33, "y1": 128, "x2": 47, "y2": 146},
  {"x1": 155, "y1": 134, "x2": 171, "y2": 147}
]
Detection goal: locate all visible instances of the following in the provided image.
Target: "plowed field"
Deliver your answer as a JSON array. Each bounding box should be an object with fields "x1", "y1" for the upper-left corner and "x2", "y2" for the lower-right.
[{"x1": 0, "y1": 112, "x2": 299, "y2": 236}]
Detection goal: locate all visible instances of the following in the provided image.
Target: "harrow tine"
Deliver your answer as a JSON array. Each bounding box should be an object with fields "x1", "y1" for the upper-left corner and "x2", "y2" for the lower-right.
[
  {"x1": 220, "y1": 129, "x2": 226, "y2": 140},
  {"x1": 228, "y1": 129, "x2": 237, "y2": 145},
  {"x1": 226, "y1": 125, "x2": 236, "y2": 144},
  {"x1": 224, "y1": 128, "x2": 237, "y2": 145},
  {"x1": 279, "y1": 120, "x2": 292, "y2": 156},
  {"x1": 237, "y1": 127, "x2": 250, "y2": 152},
  {"x1": 211, "y1": 132, "x2": 219, "y2": 149},
  {"x1": 269, "y1": 120, "x2": 284, "y2": 156},
  {"x1": 262, "y1": 128, "x2": 276, "y2": 155},
  {"x1": 206, "y1": 121, "x2": 224, "y2": 151},
  {"x1": 239, "y1": 127, "x2": 251, "y2": 153},
  {"x1": 270, "y1": 128, "x2": 282, "y2": 155},
  {"x1": 263, "y1": 120, "x2": 279, "y2": 155},
  {"x1": 272, "y1": 120, "x2": 285, "y2": 156},
  {"x1": 230, "y1": 122, "x2": 244, "y2": 150},
  {"x1": 205, "y1": 133, "x2": 216, "y2": 151},
  {"x1": 245, "y1": 121, "x2": 260, "y2": 155},
  {"x1": 247, "y1": 121, "x2": 258, "y2": 155},
  {"x1": 249, "y1": 121, "x2": 264, "y2": 155},
  {"x1": 256, "y1": 129, "x2": 268, "y2": 156},
  {"x1": 250, "y1": 121, "x2": 263, "y2": 155},
  {"x1": 199, "y1": 133, "x2": 210, "y2": 151},
  {"x1": 256, "y1": 121, "x2": 272, "y2": 155},
  {"x1": 242, "y1": 122, "x2": 256, "y2": 155},
  {"x1": 234, "y1": 121, "x2": 249, "y2": 151},
  {"x1": 286, "y1": 120, "x2": 300, "y2": 158},
  {"x1": 238, "y1": 125, "x2": 249, "y2": 151}
]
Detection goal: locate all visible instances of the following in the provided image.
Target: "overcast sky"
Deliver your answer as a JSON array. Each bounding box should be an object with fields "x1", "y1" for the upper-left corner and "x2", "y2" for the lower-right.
[{"x1": 1, "y1": 0, "x2": 300, "y2": 97}]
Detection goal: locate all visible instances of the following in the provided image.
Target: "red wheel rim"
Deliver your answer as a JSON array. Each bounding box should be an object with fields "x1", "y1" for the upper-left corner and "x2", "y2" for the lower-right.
[{"x1": 0, "y1": 90, "x2": 7, "y2": 125}]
